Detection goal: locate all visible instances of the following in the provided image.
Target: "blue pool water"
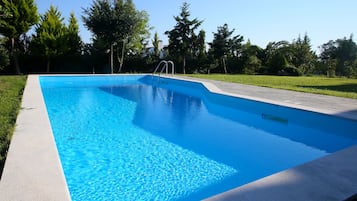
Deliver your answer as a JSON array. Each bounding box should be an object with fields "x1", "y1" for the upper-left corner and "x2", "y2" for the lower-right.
[{"x1": 40, "y1": 75, "x2": 357, "y2": 201}]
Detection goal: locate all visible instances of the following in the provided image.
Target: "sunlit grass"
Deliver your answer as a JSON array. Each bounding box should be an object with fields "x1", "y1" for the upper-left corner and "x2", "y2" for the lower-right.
[
  {"x1": 0, "y1": 76, "x2": 26, "y2": 175},
  {"x1": 185, "y1": 74, "x2": 357, "y2": 99}
]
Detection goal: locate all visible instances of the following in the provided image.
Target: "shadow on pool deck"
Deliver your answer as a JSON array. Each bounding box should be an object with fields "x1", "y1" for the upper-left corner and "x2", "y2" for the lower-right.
[
  {"x1": 334, "y1": 109, "x2": 357, "y2": 120},
  {"x1": 204, "y1": 144, "x2": 357, "y2": 201}
]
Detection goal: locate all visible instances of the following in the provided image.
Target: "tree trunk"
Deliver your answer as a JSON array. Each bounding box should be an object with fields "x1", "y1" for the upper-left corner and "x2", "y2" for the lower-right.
[
  {"x1": 182, "y1": 56, "x2": 186, "y2": 74},
  {"x1": 110, "y1": 43, "x2": 114, "y2": 74},
  {"x1": 118, "y1": 40, "x2": 125, "y2": 73},
  {"x1": 222, "y1": 57, "x2": 227, "y2": 74},
  {"x1": 11, "y1": 38, "x2": 21, "y2": 75},
  {"x1": 46, "y1": 59, "x2": 51, "y2": 73}
]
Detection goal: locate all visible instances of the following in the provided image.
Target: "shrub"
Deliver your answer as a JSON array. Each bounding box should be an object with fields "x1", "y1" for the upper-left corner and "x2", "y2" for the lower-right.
[{"x1": 278, "y1": 65, "x2": 302, "y2": 76}]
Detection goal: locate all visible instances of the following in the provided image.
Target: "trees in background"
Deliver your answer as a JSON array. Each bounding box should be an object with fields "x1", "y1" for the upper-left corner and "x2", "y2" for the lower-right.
[
  {"x1": 0, "y1": 0, "x2": 356, "y2": 77},
  {"x1": 83, "y1": 0, "x2": 150, "y2": 73},
  {"x1": 30, "y1": 6, "x2": 83, "y2": 72},
  {"x1": 0, "y1": 0, "x2": 38, "y2": 74},
  {"x1": 262, "y1": 41, "x2": 294, "y2": 75},
  {"x1": 319, "y1": 36, "x2": 357, "y2": 77},
  {"x1": 290, "y1": 34, "x2": 316, "y2": 74},
  {"x1": 241, "y1": 40, "x2": 263, "y2": 74},
  {"x1": 152, "y1": 32, "x2": 160, "y2": 58},
  {"x1": 209, "y1": 23, "x2": 243, "y2": 74},
  {"x1": 193, "y1": 30, "x2": 207, "y2": 72},
  {"x1": 0, "y1": 41, "x2": 9, "y2": 70},
  {"x1": 165, "y1": 2, "x2": 203, "y2": 74},
  {"x1": 30, "y1": 6, "x2": 67, "y2": 72},
  {"x1": 67, "y1": 12, "x2": 82, "y2": 56}
]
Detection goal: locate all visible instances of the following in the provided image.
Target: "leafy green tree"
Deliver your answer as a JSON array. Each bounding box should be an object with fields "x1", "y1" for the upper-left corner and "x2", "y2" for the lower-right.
[
  {"x1": 0, "y1": 5, "x2": 12, "y2": 19},
  {"x1": 0, "y1": 43, "x2": 9, "y2": 70},
  {"x1": 30, "y1": 6, "x2": 68, "y2": 72},
  {"x1": 319, "y1": 40, "x2": 337, "y2": 77},
  {"x1": 194, "y1": 30, "x2": 207, "y2": 72},
  {"x1": 334, "y1": 35, "x2": 357, "y2": 76},
  {"x1": 241, "y1": 40, "x2": 263, "y2": 74},
  {"x1": 83, "y1": 0, "x2": 150, "y2": 73},
  {"x1": 165, "y1": 2, "x2": 203, "y2": 74},
  {"x1": 291, "y1": 34, "x2": 317, "y2": 74},
  {"x1": 123, "y1": 4, "x2": 150, "y2": 55},
  {"x1": 152, "y1": 31, "x2": 160, "y2": 58},
  {"x1": 209, "y1": 23, "x2": 243, "y2": 74},
  {"x1": 263, "y1": 41, "x2": 298, "y2": 75},
  {"x1": 319, "y1": 36, "x2": 357, "y2": 77},
  {"x1": 0, "y1": 0, "x2": 38, "y2": 74},
  {"x1": 193, "y1": 30, "x2": 206, "y2": 59},
  {"x1": 66, "y1": 12, "x2": 82, "y2": 55}
]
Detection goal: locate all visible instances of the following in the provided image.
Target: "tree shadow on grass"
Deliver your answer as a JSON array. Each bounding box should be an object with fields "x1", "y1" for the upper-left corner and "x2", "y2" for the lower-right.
[{"x1": 298, "y1": 84, "x2": 357, "y2": 93}]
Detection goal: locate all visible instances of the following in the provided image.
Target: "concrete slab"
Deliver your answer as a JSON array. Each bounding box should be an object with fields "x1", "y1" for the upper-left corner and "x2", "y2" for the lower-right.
[
  {"x1": 0, "y1": 75, "x2": 71, "y2": 201},
  {"x1": 178, "y1": 76, "x2": 357, "y2": 121},
  {"x1": 204, "y1": 145, "x2": 357, "y2": 201}
]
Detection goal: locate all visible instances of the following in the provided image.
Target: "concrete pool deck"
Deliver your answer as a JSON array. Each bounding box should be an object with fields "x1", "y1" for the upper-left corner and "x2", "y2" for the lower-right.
[
  {"x1": 0, "y1": 75, "x2": 71, "y2": 201},
  {"x1": 0, "y1": 74, "x2": 357, "y2": 200}
]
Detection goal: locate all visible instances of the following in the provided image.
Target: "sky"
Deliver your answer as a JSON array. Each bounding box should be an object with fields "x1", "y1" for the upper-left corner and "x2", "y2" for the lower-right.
[{"x1": 35, "y1": 0, "x2": 357, "y2": 52}]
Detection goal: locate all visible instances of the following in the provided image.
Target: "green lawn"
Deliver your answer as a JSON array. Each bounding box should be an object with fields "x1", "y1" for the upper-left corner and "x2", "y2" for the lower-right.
[
  {"x1": 0, "y1": 76, "x2": 26, "y2": 175},
  {"x1": 185, "y1": 74, "x2": 357, "y2": 99}
]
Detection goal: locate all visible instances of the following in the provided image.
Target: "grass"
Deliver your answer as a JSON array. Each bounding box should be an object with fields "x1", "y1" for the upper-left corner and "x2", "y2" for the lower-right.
[
  {"x1": 185, "y1": 74, "x2": 357, "y2": 99},
  {"x1": 0, "y1": 76, "x2": 27, "y2": 176}
]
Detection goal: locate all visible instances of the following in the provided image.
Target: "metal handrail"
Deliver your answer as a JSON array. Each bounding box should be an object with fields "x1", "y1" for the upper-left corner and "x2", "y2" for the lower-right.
[
  {"x1": 167, "y1": 60, "x2": 174, "y2": 76},
  {"x1": 153, "y1": 60, "x2": 175, "y2": 76},
  {"x1": 153, "y1": 60, "x2": 167, "y2": 74}
]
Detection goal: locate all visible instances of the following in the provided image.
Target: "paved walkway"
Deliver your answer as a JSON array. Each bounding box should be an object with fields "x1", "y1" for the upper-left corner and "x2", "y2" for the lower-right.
[{"x1": 179, "y1": 76, "x2": 357, "y2": 120}]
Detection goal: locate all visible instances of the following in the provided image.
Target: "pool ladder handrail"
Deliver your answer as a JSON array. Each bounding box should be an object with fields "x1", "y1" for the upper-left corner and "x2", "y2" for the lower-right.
[{"x1": 153, "y1": 60, "x2": 175, "y2": 76}]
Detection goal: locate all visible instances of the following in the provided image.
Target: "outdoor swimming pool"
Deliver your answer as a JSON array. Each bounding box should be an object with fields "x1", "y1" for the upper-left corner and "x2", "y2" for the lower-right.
[{"x1": 40, "y1": 75, "x2": 357, "y2": 201}]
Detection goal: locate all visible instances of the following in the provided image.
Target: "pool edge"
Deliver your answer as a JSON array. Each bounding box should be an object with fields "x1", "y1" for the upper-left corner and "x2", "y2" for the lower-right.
[
  {"x1": 169, "y1": 75, "x2": 357, "y2": 121},
  {"x1": 204, "y1": 144, "x2": 357, "y2": 201},
  {"x1": 0, "y1": 75, "x2": 71, "y2": 201},
  {"x1": 1, "y1": 74, "x2": 356, "y2": 201}
]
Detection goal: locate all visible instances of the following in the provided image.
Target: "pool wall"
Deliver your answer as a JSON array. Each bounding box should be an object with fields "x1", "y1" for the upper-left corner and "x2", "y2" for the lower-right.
[
  {"x1": 144, "y1": 76, "x2": 357, "y2": 140},
  {"x1": 1, "y1": 74, "x2": 357, "y2": 201}
]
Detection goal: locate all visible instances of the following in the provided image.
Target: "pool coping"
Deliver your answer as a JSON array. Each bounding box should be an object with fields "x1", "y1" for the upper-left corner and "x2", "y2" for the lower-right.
[
  {"x1": 0, "y1": 75, "x2": 71, "y2": 200},
  {"x1": 1, "y1": 74, "x2": 357, "y2": 201}
]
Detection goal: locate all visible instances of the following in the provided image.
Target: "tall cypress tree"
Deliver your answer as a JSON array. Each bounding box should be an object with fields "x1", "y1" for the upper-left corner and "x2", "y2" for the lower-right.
[
  {"x1": 30, "y1": 6, "x2": 67, "y2": 72},
  {"x1": 67, "y1": 12, "x2": 82, "y2": 55},
  {"x1": 291, "y1": 34, "x2": 316, "y2": 74},
  {"x1": 152, "y1": 32, "x2": 160, "y2": 58},
  {"x1": 165, "y1": 2, "x2": 202, "y2": 74}
]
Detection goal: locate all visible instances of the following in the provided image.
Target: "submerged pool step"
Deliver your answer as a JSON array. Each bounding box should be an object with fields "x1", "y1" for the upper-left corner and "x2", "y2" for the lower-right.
[{"x1": 261, "y1": 113, "x2": 288, "y2": 124}]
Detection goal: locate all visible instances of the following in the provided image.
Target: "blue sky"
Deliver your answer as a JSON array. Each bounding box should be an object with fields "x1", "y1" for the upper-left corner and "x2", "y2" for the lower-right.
[{"x1": 35, "y1": 0, "x2": 357, "y2": 51}]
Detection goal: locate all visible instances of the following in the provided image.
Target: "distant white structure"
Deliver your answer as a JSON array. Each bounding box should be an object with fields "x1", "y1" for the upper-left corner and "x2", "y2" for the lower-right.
[{"x1": 143, "y1": 40, "x2": 166, "y2": 58}]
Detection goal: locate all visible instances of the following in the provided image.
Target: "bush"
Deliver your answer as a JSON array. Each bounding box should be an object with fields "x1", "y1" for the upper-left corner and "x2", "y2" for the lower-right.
[
  {"x1": 278, "y1": 65, "x2": 302, "y2": 76},
  {"x1": 0, "y1": 45, "x2": 10, "y2": 71}
]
